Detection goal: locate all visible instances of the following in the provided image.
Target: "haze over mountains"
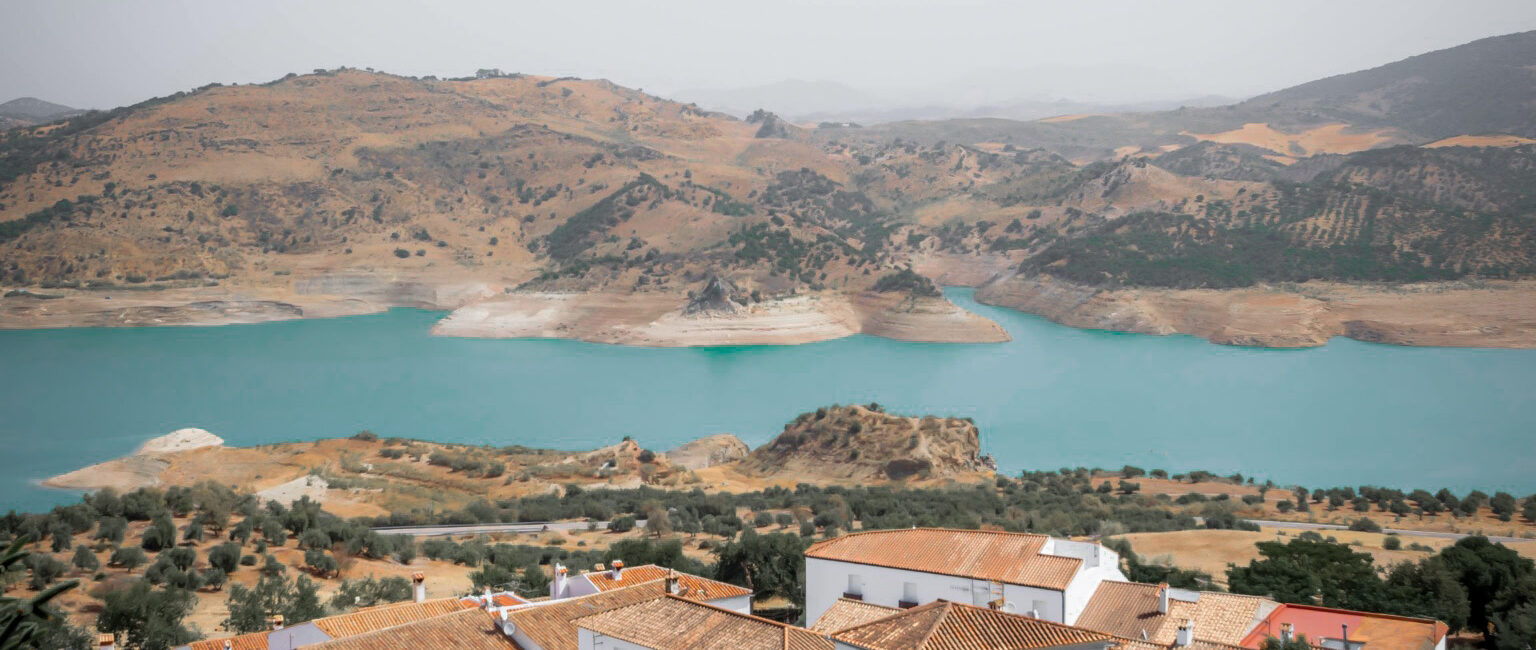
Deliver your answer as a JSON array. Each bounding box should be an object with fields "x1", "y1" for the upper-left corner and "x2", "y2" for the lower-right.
[{"x1": 1, "y1": 30, "x2": 1534, "y2": 347}]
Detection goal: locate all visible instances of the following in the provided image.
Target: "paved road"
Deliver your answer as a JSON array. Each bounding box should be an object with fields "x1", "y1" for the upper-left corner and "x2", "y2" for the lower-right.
[
  {"x1": 1244, "y1": 519, "x2": 1529, "y2": 544},
  {"x1": 372, "y1": 521, "x2": 610, "y2": 537}
]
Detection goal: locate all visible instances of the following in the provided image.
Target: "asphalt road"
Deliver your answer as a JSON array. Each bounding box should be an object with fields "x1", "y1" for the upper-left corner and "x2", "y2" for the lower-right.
[{"x1": 372, "y1": 520, "x2": 611, "y2": 537}]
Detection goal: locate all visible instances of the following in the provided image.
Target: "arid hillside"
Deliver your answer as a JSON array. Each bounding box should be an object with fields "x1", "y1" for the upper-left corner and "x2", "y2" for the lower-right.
[{"x1": 4, "y1": 35, "x2": 1536, "y2": 347}]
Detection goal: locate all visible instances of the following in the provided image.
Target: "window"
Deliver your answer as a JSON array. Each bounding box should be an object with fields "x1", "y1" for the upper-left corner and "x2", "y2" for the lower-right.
[
  {"x1": 844, "y1": 574, "x2": 864, "y2": 599},
  {"x1": 900, "y1": 582, "x2": 918, "y2": 608}
]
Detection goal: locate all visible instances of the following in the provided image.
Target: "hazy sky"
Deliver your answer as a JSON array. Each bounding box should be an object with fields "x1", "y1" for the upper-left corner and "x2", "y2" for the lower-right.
[{"x1": 4, "y1": 0, "x2": 1536, "y2": 110}]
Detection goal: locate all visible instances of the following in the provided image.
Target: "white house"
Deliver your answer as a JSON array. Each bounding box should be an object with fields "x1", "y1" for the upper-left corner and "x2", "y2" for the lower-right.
[{"x1": 804, "y1": 528, "x2": 1126, "y2": 628}]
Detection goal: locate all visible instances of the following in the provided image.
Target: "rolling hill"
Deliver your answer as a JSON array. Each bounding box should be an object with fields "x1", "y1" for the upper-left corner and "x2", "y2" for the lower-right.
[{"x1": 2, "y1": 32, "x2": 1535, "y2": 347}]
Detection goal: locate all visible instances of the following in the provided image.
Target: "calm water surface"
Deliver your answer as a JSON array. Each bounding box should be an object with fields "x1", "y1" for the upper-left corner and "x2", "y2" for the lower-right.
[{"x1": 1, "y1": 289, "x2": 1532, "y2": 512}]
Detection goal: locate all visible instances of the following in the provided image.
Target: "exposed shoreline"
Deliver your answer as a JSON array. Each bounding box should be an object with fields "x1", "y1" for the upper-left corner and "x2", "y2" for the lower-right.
[
  {"x1": 975, "y1": 272, "x2": 1536, "y2": 349},
  {"x1": 5, "y1": 269, "x2": 1536, "y2": 349}
]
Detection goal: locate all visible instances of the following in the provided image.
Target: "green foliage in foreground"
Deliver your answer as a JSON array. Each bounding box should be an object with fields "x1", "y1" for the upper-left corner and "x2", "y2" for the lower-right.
[{"x1": 1228, "y1": 533, "x2": 1535, "y2": 648}]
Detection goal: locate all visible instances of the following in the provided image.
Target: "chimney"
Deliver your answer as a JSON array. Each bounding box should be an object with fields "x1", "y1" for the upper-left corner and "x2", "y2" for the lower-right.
[
  {"x1": 1158, "y1": 583, "x2": 1170, "y2": 614},
  {"x1": 97, "y1": 634, "x2": 116, "y2": 650},
  {"x1": 595, "y1": 562, "x2": 606, "y2": 573},
  {"x1": 1175, "y1": 620, "x2": 1194, "y2": 647},
  {"x1": 611, "y1": 560, "x2": 624, "y2": 581},
  {"x1": 270, "y1": 614, "x2": 285, "y2": 631},
  {"x1": 412, "y1": 572, "x2": 427, "y2": 603},
  {"x1": 665, "y1": 569, "x2": 680, "y2": 594},
  {"x1": 1281, "y1": 623, "x2": 1294, "y2": 643},
  {"x1": 483, "y1": 588, "x2": 495, "y2": 612},
  {"x1": 551, "y1": 564, "x2": 568, "y2": 599},
  {"x1": 988, "y1": 598, "x2": 1004, "y2": 611},
  {"x1": 224, "y1": 642, "x2": 232, "y2": 650}
]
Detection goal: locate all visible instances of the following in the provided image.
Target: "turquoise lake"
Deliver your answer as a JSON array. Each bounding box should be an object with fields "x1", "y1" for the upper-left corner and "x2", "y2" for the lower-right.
[{"x1": 2, "y1": 289, "x2": 1532, "y2": 512}]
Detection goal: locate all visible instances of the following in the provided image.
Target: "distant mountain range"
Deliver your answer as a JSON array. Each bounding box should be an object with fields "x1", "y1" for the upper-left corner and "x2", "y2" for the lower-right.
[
  {"x1": 0, "y1": 97, "x2": 84, "y2": 127},
  {"x1": 670, "y1": 77, "x2": 1235, "y2": 125}
]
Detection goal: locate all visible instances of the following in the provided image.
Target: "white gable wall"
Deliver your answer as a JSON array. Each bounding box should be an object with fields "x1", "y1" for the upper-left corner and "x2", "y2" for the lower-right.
[{"x1": 806, "y1": 557, "x2": 1067, "y2": 627}]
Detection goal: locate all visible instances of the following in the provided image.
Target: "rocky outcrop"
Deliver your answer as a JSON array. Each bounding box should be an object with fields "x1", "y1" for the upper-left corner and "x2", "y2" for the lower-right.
[
  {"x1": 738, "y1": 405, "x2": 991, "y2": 481},
  {"x1": 664, "y1": 434, "x2": 750, "y2": 470},
  {"x1": 683, "y1": 275, "x2": 743, "y2": 315}
]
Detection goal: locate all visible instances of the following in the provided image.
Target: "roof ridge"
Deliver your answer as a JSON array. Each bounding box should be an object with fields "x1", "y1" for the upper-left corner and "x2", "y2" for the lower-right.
[
  {"x1": 830, "y1": 599, "x2": 950, "y2": 637},
  {"x1": 947, "y1": 601, "x2": 1113, "y2": 637},
  {"x1": 807, "y1": 527, "x2": 1049, "y2": 552},
  {"x1": 912, "y1": 601, "x2": 955, "y2": 650}
]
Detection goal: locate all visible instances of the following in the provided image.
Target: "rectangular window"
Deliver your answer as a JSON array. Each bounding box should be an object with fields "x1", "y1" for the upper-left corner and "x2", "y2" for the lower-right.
[{"x1": 844, "y1": 574, "x2": 864, "y2": 599}]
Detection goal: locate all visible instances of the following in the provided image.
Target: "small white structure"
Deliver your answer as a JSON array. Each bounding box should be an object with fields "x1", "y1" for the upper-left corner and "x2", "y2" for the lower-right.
[
  {"x1": 550, "y1": 562, "x2": 752, "y2": 614},
  {"x1": 804, "y1": 528, "x2": 1126, "y2": 628}
]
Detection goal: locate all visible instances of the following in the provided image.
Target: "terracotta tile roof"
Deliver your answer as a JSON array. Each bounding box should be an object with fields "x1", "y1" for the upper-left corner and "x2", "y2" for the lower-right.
[
  {"x1": 582, "y1": 564, "x2": 752, "y2": 599},
  {"x1": 1075, "y1": 582, "x2": 1171, "y2": 640},
  {"x1": 460, "y1": 594, "x2": 532, "y2": 608},
  {"x1": 1167, "y1": 594, "x2": 1275, "y2": 646},
  {"x1": 1239, "y1": 604, "x2": 1448, "y2": 650},
  {"x1": 312, "y1": 597, "x2": 478, "y2": 638},
  {"x1": 183, "y1": 597, "x2": 474, "y2": 650},
  {"x1": 308, "y1": 608, "x2": 515, "y2": 650},
  {"x1": 1076, "y1": 582, "x2": 1275, "y2": 646},
  {"x1": 809, "y1": 598, "x2": 903, "y2": 634},
  {"x1": 503, "y1": 580, "x2": 671, "y2": 650},
  {"x1": 805, "y1": 529, "x2": 1083, "y2": 591},
  {"x1": 576, "y1": 594, "x2": 832, "y2": 650},
  {"x1": 832, "y1": 600, "x2": 1114, "y2": 650},
  {"x1": 185, "y1": 631, "x2": 270, "y2": 650}
]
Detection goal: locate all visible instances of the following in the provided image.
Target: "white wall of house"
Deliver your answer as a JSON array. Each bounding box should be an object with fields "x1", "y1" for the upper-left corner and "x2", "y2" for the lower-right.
[
  {"x1": 705, "y1": 594, "x2": 752, "y2": 614},
  {"x1": 578, "y1": 628, "x2": 650, "y2": 650},
  {"x1": 1050, "y1": 541, "x2": 1126, "y2": 624},
  {"x1": 806, "y1": 558, "x2": 1068, "y2": 627}
]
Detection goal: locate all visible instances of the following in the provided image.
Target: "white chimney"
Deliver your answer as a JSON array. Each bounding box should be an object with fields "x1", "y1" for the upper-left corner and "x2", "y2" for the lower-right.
[
  {"x1": 270, "y1": 615, "x2": 285, "y2": 631},
  {"x1": 97, "y1": 634, "x2": 116, "y2": 650},
  {"x1": 483, "y1": 588, "x2": 495, "y2": 611},
  {"x1": 665, "y1": 569, "x2": 680, "y2": 594},
  {"x1": 412, "y1": 572, "x2": 427, "y2": 603},
  {"x1": 1175, "y1": 620, "x2": 1194, "y2": 647},
  {"x1": 551, "y1": 564, "x2": 568, "y2": 599},
  {"x1": 611, "y1": 560, "x2": 624, "y2": 581},
  {"x1": 1281, "y1": 623, "x2": 1294, "y2": 643},
  {"x1": 223, "y1": 642, "x2": 232, "y2": 650},
  {"x1": 1158, "y1": 583, "x2": 1170, "y2": 614}
]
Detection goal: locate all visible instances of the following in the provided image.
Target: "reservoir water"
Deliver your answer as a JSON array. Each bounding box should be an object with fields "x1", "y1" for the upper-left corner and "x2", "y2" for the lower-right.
[{"x1": 2, "y1": 289, "x2": 1532, "y2": 512}]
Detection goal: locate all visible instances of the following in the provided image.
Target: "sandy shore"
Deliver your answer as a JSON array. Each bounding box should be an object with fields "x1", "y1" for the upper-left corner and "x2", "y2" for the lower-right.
[
  {"x1": 44, "y1": 428, "x2": 225, "y2": 491},
  {"x1": 976, "y1": 273, "x2": 1536, "y2": 348},
  {"x1": 431, "y1": 290, "x2": 1007, "y2": 346}
]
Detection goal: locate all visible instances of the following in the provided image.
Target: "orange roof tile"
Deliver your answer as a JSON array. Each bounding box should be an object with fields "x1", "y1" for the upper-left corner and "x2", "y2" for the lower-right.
[
  {"x1": 1239, "y1": 604, "x2": 1448, "y2": 650},
  {"x1": 576, "y1": 594, "x2": 832, "y2": 650},
  {"x1": 1077, "y1": 582, "x2": 1275, "y2": 646},
  {"x1": 183, "y1": 597, "x2": 474, "y2": 650},
  {"x1": 186, "y1": 631, "x2": 270, "y2": 650},
  {"x1": 311, "y1": 597, "x2": 477, "y2": 638},
  {"x1": 308, "y1": 609, "x2": 516, "y2": 650},
  {"x1": 504, "y1": 580, "x2": 671, "y2": 650},
  {"x1": 806, "y1": 529, "x2": 1082, "y2": 591},
  {"x1": 809, "y1": 598, "x2": 903, "y2": 634},
  {"x1": 582, "y1": 564, "x2": 752, "y2": 599},
  {"x1": 832, "y1": 600, "x2": 1113, "y2": 650}
]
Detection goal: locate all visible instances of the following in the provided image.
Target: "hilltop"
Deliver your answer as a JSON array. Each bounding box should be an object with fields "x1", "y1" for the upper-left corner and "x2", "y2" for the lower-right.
[
  {"x1": 3, "y1": 32, "x2": 1536, "y2": 348},
  {"x1": 0, "y1": 97, "x2": 83, "y2": 128},
  {"x1": 738, "y1": 404, "x2": 994, "y2": 482}
]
